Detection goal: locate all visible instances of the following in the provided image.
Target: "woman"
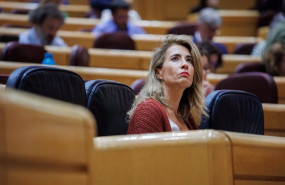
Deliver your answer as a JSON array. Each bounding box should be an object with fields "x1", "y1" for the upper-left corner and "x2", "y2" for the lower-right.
[
  {"x1": 263, "y1": 42, "x2": 285, "y2": 76},
  {"x1": 127, "y1": 34, "x2": 207, "y2": 134}
]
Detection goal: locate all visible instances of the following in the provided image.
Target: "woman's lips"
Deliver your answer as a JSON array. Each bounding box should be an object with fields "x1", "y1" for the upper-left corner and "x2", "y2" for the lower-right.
[{"x1": 180, "y1": 72, "x2": 190, "y2": 76}]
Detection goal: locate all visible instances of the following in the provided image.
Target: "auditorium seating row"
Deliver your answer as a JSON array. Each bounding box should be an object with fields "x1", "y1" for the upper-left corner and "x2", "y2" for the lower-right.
[
  {"x1": 0, "y1": 11, "x2": 261, "y2": 37},
  {"x1": 1, "y1": 88, "x2": 285, "y2": 185},
  {"x1": 0, "y1": 42, "x2": 261, "y2": 74},
  {"x1": 0, "y1": 27, "x2": 262, "y2": 53},
  {"x1": 0, "y1": 62, "x2": 285, "y2": 136},
  {"x1": 0, "y1": 0, "x2": 258, "y2": 23}
]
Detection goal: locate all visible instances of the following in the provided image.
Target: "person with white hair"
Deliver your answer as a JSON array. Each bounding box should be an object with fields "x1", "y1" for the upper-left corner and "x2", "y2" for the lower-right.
[{"x1": 193, "y1": 7, "x2": 228, "y2": 54}]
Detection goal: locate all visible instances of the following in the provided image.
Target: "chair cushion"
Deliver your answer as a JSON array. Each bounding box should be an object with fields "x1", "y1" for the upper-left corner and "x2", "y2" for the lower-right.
[
  {"x1": 1, "y1": 41, "x2": 46, "y2": 63},
  {"x1": 200, "y1": 90, "x2": 264, "y2": 135},
  {"x1": 93, "y1": 32, "x2": 136, "y2": 50},
  {"x1": 215, "y1": 72, "x2": 278, "y2": 103},
  {"x1": 6, "y1": 66, "x2": 86, "y2": 106},
  {"x1": 85, "y1": 80, "x2": 135, "y2": 136}
]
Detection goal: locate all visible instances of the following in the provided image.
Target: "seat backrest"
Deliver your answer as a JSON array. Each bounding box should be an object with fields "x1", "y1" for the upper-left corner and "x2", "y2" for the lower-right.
[
  {"x1": 200, "y1": 90, "x2": 264, "y2": 135},
  {"x1": 70, "y1": 45, "x2": 90, "y2": 66},
  {"x1": 85, "y1": 80, "x2": 135, "y2": 136},
  {"x1": 130, "y1": 78, "x2": 145, "y2": 95},
  {"x1": 167, "y1": 22, "x2": 197, "y2": 35},
  {"x1": 6, "y1": 66, "x2": 86, "y2": 106},
  {"x1": 1, "y1": 41, "x2": 46, "y2": 63},
  {"x1": 234, "y1": 62, "x2": 267, "y2": 73},
  {"x1": 93, "y1": 32, "x2": 136, "y2": 50},
  {"x1": 233, "y1": 43, "x2": 255, "y2": 55},
  {"x1": 215, "y1": 72, "x2": 278, "y2": 103}
]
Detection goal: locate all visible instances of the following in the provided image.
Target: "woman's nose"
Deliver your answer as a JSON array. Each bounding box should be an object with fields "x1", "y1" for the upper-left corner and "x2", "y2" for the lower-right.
[{"x1": 181, "y1": 59, "x2": 189, "y2": 69}]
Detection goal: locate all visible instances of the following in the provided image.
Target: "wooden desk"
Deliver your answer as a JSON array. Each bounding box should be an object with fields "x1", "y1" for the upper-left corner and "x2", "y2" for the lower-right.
[
  {"x1": 93, "y1": 130, "x2": 285, "y2": 185},
  {"x1": 0, "y1": 61, "x2": 148, "y2": 86},
  {"x1": 0, "y1": 2, "x2": 90, "y2": 17},
  {"x1": 1, "y1": 88, "x2": 95, "y2": 185},
  {"x1": 2, "y1": 0, "x2": 89, "y2": 4},
  {"x1": 0, "y1": 13, "x2": 176, "y2": 34},
  {"x1": 133, "y1": 0, "x2": 257, "y2": 21},
  {"x1": 0, "y1": 27, "x2": 261, "y2": 53},
  {"x1": 0, "y1": 42, "x2": 262, "y2": 74},
  {"x1": 188, "y1": 10, "x2": 260, "y2": 37}
]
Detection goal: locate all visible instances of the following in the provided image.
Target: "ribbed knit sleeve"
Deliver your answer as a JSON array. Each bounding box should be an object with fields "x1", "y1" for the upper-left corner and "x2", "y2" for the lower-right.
[{"x1": 127, "y1": 98, "x2": 172, "y2": 134}]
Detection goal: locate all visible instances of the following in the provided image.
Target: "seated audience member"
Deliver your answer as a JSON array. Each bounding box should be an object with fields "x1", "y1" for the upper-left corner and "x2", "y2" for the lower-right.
[
  {"x1": 127, "y1": 34, "x2": 207, "y2": 134},
  {"x1": 32, "y1": 0, "x2": 69, "y2": 5},
  {"x1": 190, "y1": 0, "x2": 219, "y2": 13},
  {"x1": 193, "y1": 8, "x2": 228, "y2": 54},
  {"x1": 197, "y1": 46, "x2": 214, "y2": 97},
  {"x1": 100, "y1": 0, "x2": 141, "y2": 23},
  {"x1": 92, "y1": 0, "x2": 145, "y2": 35},
  {"x1": 252, "y1": 21, "x2": 285, "y2": 57},
  {"x1": 88, "y1": 0, "x2": 111, "y2": 18},
  {"x1": 197, "y1": 42, "x2": 223, "y2": 72},
  {"x1": 263, "y1": 42, "x2": 285, "y2": 76},
  {"x1": 19, "y1": 4, "x2": 67, "y2": 47},
  {"x1": 269, "y1": 1, "x2": 285, "y2": 29}
]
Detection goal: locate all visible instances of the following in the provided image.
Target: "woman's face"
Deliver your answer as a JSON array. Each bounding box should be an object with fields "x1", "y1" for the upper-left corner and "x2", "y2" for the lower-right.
[{"x1": 156, "y1": 44, "x2": 194, "y2": 89}]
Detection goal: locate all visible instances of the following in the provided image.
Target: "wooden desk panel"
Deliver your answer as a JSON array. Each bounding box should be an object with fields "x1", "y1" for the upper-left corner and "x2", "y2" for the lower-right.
[
  {"x1": 0, "y1": 13, "x2": 175, "y2": 34},
  {"x1": 0, "y1": 2, "x2": 90, "y2": 17},
  {"x1": 0, "y1": 27, "x2": 260, "y2": 53},
  {"x1": 0, "y1": 89, "x2": 95, "y2": 185}
]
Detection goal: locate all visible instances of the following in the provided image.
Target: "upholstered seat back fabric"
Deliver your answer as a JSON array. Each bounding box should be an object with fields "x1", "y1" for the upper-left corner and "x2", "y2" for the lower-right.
[
  {"x1": 6, "y1": 66, "x2": 86, "y2": 106},
  {"x1": 85, "y1": 80, "x2": 135, "y2": 136},
  {"x1": 1, "y1": 41, "x2": 46, "y2": 63},
  {"x1": 200, "y1": 90, "x2": 264, "y2": 135},
  {"x1": 234, "y1": 62, "x2": 266, "y2": 73},
  {"x1": 215, "y1": 72, "x2": 278, "y2": 103},
  {"x1": 167, "y1": 22, "x2": 197, "y2": 35},
  {"x1": 93, "y1": 32, "x2": 136, "y2": 50}
]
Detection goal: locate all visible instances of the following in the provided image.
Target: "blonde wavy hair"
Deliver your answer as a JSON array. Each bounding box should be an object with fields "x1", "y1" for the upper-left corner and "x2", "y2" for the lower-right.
[
  {"x1": 127, "y1": 34, "x2": 207, "y2": 124},
  {"x1": 263, "y1": 42, "x2": 285, "y2": 76}
]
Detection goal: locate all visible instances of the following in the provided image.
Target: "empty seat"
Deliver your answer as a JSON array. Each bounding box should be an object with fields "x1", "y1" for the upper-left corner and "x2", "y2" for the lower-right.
[
  {"x1": 200, "y1": 90, "x2": 264, "y2": 135},
  {"x1": 130, "y1": 78, "x2": 145, "y2": 95},
  {"x1": 234, "y1": 62, "x2": 266, "y2": 73},
  {"x1": 167, "y1": 22, "x2": 197, "y2": 35},
  {"x1": 1, "y1": 41, "x2": 46, "y2": 63},
  {"x1": 215, "y1": 72, "x2": 278, "y2": 103},
  {"x1": 85, "y1": 80, "x2": 135, "y2": 136},
  {"x1": 6, "y1": 66, "x2": 86, "y2": 106},
  {"x1": 70, "y1": 45, "x2": 90, "y2": 66},
  {"x1": 93, "y1": 32, "x2": 136, "y2": 50},
  {"x1": 233, "y1": 43, "x2": 255, "y2": 55}
]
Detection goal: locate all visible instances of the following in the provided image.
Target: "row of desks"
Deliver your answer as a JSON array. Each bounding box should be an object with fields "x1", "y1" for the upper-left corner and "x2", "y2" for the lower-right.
[
  {"x1": 0, "y1": 42, "x2": 261, "y2": 74},
  {"x1": 0, "y1": 10, "x2": 260, "y2": 36},
  {"x1": 0, "y1": 27, "x2": 262, "y2": 53},
  {"x1": 1, "y1": 62, "x2": 285, "y2": 137},
  {"x1": 2, "y1": 89, "x2": 285, "y2": 185},
  {"x1": 1, "y1": 61, "x2": 285, "y2": 104}
]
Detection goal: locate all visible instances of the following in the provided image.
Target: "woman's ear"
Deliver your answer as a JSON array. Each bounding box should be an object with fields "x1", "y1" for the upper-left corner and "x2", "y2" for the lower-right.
[{"x1": 156, "y1": 69, "x2": 162, "y2": 80}]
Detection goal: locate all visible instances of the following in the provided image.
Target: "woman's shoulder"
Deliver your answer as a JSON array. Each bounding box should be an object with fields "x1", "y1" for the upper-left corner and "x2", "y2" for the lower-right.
[{"x1": 137, "y1": 98, "x2": 164, "y2": 111}]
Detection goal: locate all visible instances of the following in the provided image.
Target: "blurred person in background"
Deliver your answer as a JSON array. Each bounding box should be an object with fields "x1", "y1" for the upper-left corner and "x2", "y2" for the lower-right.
[
  {"x1": 19, "y1": 3, "x2": 67, "y2": 46},
  {"x1": 193, "y1": 8, "x2": 228, "y2": 54},
  {"x1": 92, "y1": 0, "x2": 145, "y2": 35}
]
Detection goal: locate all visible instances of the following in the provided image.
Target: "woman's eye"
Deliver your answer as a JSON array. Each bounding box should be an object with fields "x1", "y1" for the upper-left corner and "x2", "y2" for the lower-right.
[
  {"x1": 171, "y1": 56, "x2": 179, "y2": 61},
  {"x1": 186, "y1": 58, "x2": 192, "y2": 63}
]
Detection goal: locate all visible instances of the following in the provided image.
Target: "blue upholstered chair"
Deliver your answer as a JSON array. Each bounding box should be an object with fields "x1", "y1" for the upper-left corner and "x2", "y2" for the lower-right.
[
  {"x1": 6, "y1": 66, "x2": 86, "y2": 106},
  {"x1": 200, "y1": 90, "x2": 264, "y2": 135},
  {"x1": 85, "y1": 80, "x2": 135, "y2": 136}
]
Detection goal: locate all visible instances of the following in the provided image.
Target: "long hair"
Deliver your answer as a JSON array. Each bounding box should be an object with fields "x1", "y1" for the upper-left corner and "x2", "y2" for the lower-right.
[{"x1": 127, "y1": 34, "x2": 207, "y2": 124}]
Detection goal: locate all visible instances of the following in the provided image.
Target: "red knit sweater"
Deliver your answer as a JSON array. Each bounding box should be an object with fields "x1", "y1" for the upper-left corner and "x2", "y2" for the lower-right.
[{"x1": 127, "y1": 98, "x2": 198, "y2": 134}]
